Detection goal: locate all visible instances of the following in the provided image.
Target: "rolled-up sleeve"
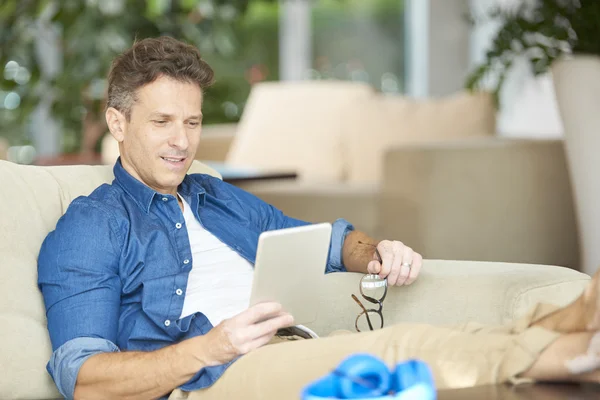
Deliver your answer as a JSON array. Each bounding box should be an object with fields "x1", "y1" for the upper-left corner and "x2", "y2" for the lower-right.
[
  {"x1": 325, "y1": 218, "x2": 354, "y2": 273},
  {"x1": 38, "y1": 200, "x2": 123, "y2": 394},
  {"x1": 48, "y1": 337, "x2": 120, "y2": 399}
]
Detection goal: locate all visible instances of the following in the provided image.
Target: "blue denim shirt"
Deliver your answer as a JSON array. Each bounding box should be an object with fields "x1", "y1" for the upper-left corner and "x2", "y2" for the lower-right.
[{"x1": 37, "y1": 159, "x2": 354, "y2": 399}]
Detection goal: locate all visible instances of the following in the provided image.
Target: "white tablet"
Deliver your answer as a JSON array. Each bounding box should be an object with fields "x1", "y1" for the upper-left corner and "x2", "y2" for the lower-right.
[{"x1": 249, "y1": 223, "x2": 332, "y2": 326}]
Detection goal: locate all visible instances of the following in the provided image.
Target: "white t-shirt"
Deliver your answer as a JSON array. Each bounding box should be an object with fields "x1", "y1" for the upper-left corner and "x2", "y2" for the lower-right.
[{"x1": 178, "y1": 196, "x2": 254, "y2": 326}]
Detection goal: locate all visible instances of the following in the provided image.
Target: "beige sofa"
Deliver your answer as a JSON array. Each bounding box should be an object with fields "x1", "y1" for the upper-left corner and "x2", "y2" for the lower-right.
[{"x1": 0, "y1": 159, "x2": 590, "y2": 399}]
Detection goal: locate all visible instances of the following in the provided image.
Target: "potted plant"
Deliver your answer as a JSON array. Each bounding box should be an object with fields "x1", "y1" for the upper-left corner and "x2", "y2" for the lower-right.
[{"x1": 466, "y1": 0, "x2": 600, "y2": 275}]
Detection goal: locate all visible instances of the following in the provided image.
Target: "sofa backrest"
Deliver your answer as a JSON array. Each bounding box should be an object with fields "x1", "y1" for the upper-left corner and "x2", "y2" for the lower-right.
[
  {"x1": 0, "y1": 160, "x2": 219, "y2": 399},
  {"x1": 342, "y1": 90, "x2": 496, "y2": 183},
  {"x1": 226, "y1": 80, "x2": 374, "y2": 182},
  {"x1": 225, "y1": 81, "x2": 496, "y2": 184}
]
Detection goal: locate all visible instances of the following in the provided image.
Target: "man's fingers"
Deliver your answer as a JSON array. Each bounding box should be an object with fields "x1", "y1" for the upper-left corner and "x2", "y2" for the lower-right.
[
  {"x1": 367, "y1": 260, "x2": 381, "y2": 274},
  {"x1": 405, "y1": 252, "x2": 423, "y2": 285},
  {"x1": 245, "y1": 312, "x2": 294, "y2": 342},
  {"x1": 394, "y1": 245, "x2": 413, "y2": 286},
  {"x1": 386, "y1": 241, "x2": 404, "y2": 285},
  {"x1": 238, "y1": 302, "x2": 284, "y2": 325},
  {"x1": 243, "y1": 331, "x2": 279, "y2": 354},
  {"x1": 377, "y1": 241, "x2": 394, "y2": 278}
]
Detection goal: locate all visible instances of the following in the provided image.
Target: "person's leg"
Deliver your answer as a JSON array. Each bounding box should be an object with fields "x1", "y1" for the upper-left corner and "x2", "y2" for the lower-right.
[
  {"x1": 520, "y1": 331, "x2": 600, "y2": 383},
  {"x1": 170, "y1": 270, "x2": 600, "y2": 399},
  {"x1": 530, "y1": 267, "x2": 600, "y2": 333},
  {"x1": 171, "y1": 322, "x2": 560, "y2": 399}
]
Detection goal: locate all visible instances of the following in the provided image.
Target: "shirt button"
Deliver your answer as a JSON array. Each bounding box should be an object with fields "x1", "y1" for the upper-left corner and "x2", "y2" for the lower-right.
[
  {"x1": 175, "y1": 223, "x2": 182, "y2": 229},
  {"x1": 183, "y1": 259, "x2": 190, "y2": 265},
  {"x1": 176, "y1": 288, "x2": 183, "y2": 296},
  {"x1": 162, "y1": 197, "x2": 168, "y2": 202},
  {"x1": 164, "y1": 319, "x2": 171, "y2": 327}
]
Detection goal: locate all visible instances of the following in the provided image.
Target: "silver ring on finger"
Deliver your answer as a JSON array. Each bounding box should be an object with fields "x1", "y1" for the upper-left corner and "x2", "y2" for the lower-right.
[{"x1": 402, "y1": 262, "x2": 412, "y2": 269}]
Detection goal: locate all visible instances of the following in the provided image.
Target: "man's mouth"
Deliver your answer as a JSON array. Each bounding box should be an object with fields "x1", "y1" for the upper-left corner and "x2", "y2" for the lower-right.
[{"x1": 161, "y1": 156, "x2": 186, "y2": 164}]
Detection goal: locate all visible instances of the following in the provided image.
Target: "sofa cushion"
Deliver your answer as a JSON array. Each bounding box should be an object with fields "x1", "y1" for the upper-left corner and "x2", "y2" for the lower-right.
[
  {"x1": 225, "y1": 81, "x2": 374, "y2": 182},
  {"x1": 0, "y1": 160, "x2": 219, "y2": 399},
  {"x1": 343, "y1": 90, "x2": 497, "y2": 184}
]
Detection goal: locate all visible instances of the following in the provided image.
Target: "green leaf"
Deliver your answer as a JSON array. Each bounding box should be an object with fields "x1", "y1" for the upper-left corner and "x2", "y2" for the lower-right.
[
  {"x1": 0, "y1": 1, "x2": 16, "y2": 18},
  {"x1": 179, "y1": 0, "x2": 200, "y2": 12},
  {"x1": 147, "y1": 0, "x2": 171, "y2": 18}
]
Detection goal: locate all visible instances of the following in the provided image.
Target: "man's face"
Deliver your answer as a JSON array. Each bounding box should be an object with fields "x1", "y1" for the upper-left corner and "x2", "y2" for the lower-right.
[{"x1": 107, "y1": 75, "x2": 203, "y2": 196}]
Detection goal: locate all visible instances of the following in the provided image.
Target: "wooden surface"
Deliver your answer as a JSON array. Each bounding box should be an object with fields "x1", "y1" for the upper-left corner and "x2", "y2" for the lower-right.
[{"x1": 438, "y1": 382, "x2": 600, "y2": 399}]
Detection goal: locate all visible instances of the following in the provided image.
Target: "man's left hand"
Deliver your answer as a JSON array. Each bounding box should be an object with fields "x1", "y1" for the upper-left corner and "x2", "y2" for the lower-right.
[{"x1": 367, "y1": 240, "x2": 422, "y2": 286}]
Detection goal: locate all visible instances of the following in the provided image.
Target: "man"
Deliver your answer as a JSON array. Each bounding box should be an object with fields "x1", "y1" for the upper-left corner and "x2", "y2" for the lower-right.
[{"x1": 38, "y1": 36, "x2": 600, "y2": 400}]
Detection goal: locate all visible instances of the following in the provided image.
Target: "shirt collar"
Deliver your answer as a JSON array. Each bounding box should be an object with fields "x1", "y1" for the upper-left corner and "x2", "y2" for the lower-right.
[{"x1": 113, "y1": 158, "x2": 206, "y2": 214}]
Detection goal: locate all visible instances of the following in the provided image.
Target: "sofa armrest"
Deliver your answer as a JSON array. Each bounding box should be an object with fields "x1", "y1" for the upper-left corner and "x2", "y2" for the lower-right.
[
  {"x1": 377, "y1": 138, "x2": 580, "y2": 269},
  {"x1": 237, "y1": 181, "x2": 380, "y2": 238},
  {"x1": 308, "y1": 260, "x2": 588, "y2": 336}
]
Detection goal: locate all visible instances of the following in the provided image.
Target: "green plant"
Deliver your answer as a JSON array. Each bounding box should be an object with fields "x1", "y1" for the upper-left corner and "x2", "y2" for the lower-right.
[
  {"x1": 0, "y1": 0, "x2": 270, "y2": 153},
  {"x1": 0, "y1": 0, "x2": 403, "y2": 155},
  {"x1": 466, "y1": 0, "x2": 600, "y2": 105}
]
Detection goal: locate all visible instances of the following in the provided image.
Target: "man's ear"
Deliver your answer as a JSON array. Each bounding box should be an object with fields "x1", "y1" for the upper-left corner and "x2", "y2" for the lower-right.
[{"x1": 105, "y1": 107, "x2": 127, "y2": 142}]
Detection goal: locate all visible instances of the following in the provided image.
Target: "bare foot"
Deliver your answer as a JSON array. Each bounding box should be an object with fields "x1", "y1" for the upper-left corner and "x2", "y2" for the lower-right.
[
  {"x1": 521, "y1": 331, "x2": 600, "y2": 383},
  {"x1": 532, "y1": 268, "x2": 600, "y2": 334},
  {"x1": 582, "y1": 267, "x2": 600, "y2": 331}
]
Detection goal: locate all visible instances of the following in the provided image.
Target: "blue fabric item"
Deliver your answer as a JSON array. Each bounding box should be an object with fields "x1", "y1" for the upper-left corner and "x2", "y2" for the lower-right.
[
  {"x1": 47, "y1": 337, "x2": 120, "y2": 399},
  {"x1": 38, "y1": 158, "x2": 354, "y2": 399},
  {"x1": 301, "y1": 354, "x2": 437, "y2": 400}
]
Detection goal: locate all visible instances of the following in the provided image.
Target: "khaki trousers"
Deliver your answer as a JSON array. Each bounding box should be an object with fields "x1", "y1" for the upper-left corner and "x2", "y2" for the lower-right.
[{"x1": 169, "y1": 304, "x2": 561, "y2": 399}]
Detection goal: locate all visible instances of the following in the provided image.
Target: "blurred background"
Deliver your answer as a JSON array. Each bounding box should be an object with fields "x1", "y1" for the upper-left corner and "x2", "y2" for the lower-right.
[
  {"x1": 3, "y1": 0, "x2": 599, "y2": 275},
  {"x1": 1, "y1": 0, "x2": 409, "y2": 161},
  {"x1": 0, "y1": 0, "x2": 563, "y2": 162}
]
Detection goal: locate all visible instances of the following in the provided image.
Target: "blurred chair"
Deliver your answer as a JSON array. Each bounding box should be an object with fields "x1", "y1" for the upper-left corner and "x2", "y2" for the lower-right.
[
  {"x1": 225, "y1": 81, "x2": 376, "y2": 182},
  {"x1": 222, "y1": 81, "x2": 495, "y2": 238},
  {"x1": 377, "y1": 138, "x2": 580, "y2": 270},
  {"x1": 225, "y1": 81, "x2": 495, "y2": 184}
]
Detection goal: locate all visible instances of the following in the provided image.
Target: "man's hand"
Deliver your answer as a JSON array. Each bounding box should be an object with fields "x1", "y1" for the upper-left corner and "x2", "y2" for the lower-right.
[
  {"x1": 199, "y1": 302, "x2": 294, "y2": 367},
  {"x1": 367, "y1": 240, "x2": 423, "y2": 286}
]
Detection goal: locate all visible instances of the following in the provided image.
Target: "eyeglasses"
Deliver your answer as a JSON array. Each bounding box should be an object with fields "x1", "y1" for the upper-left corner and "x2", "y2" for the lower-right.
[
  {"x1": 352, "y1": 241, "x2": 387, "y2": 332},
  {"x1": 351, "y1": 241, "x2": 387, "y2": 332},
  {"x1": 352, "y1": 274, "x2": 387, "y2": 332}
]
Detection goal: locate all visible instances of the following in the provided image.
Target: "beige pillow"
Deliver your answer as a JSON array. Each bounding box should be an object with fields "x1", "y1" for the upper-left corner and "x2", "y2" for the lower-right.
[
  {"x1": 344, "y1": 90, "x2": 497, "y2": 183},
  {"x1": 226, "y1": 81, "x2": 374, "y2": 182}
]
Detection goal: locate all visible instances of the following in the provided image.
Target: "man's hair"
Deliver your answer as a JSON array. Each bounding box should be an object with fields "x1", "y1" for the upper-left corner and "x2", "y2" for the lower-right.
[{"x1": 107, "y1": 36, "x2": 215, "y2": 119}]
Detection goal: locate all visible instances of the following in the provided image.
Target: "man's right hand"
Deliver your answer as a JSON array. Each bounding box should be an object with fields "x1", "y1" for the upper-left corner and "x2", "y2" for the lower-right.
[
  {"x1": 73, "y1": 303, "x2": 293, "y2": 400},
  {"x1": 198, "y1": 302, "x2": 294, "y2": 367}
]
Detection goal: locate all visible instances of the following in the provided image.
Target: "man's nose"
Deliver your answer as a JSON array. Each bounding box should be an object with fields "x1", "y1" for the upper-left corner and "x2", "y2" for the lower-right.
[{"x1": 169, "y1": 124, "x2": 189, "y2": 150}]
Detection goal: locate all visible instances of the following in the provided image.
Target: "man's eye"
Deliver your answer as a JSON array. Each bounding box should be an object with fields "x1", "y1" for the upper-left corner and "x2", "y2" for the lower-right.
[
  {"x1": 153, "y1": 120, "x2": 167, "y2": 125},
  {"x1": 188, "y1": 122, "x2": 200, "y2": 127}
]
